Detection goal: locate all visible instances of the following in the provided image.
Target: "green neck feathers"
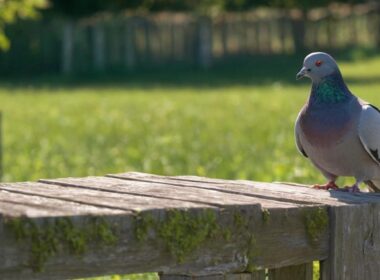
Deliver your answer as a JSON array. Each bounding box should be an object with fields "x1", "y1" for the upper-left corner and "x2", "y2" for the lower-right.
[{"x1": 311, "y1": 74, "x2": 351, "y2": 105}]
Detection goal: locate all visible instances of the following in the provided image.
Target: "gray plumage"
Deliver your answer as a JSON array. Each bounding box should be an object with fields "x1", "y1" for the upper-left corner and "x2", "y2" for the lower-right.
[{"x1": 295, "y1": 52, "x2": 380, "y2": 192}]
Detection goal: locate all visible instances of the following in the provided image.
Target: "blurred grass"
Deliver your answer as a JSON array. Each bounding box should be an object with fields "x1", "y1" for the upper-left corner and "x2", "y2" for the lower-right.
[
  {"x1": 2, "y1": 83, "x2": 310, "y2": 182},
  {"x1": 1, "y1": 51, "x2": 380, "y2": 279}
]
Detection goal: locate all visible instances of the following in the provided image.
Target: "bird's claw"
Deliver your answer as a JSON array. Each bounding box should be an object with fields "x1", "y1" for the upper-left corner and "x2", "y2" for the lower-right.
[{"x1": 312, "y1": 181, "x2": 339, "y2": 190}]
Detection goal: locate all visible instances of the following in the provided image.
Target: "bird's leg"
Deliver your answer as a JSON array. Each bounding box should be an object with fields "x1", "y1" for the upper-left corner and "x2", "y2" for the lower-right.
[{"x1": 312, "y1": 181, "x2": 339, "y2": 190}]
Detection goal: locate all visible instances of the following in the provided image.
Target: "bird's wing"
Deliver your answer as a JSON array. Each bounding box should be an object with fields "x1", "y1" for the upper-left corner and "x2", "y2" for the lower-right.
[
  {"x1": 358, "y1": 104, "x2": 380, "y2": 165},
  {"x1": 295, "y1": 112, "x2": 308, "y2": 158}
]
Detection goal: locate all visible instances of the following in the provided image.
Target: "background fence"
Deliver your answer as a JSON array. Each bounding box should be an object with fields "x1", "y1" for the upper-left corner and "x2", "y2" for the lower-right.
[{"x1": 1, "y1": 3, "x2": 380, "y2": 75}]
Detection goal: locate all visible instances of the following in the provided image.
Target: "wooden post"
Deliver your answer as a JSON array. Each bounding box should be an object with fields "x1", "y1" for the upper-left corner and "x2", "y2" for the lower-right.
[
  {"x1": 258, "y1": 20, "x2": 268, "y2": 53},
  {"x1": 93, "y1": 21, "x2": 106, "y2": 71},
  {"x1": 109, "y1": 20, "x2": 122, "y2": 68},
  {"x1": 197, "y1": 16, "x2": 212, "y2": 69},
  {"x1": 62, "y1": 20, "x2": 74, "y2": 74},
  {"x1": 240, "y1": 17, "x2": 248, "y2": 55},
  {"x1": 289, "y1": 9, "x2": 306, "y2": 52},
  {"x1": 278, "y1": 15, "x2": 288, "y2": 53},
  {"x1": 170, "y1": 22, "x2": 176, "y2": 61},
  {"x1": 326, "y1": 13, "x2": 337, "y2": 49},
  {"x1": 268, "y1": 263, "x2": 313, "y2": 280},
  {"x1": 221, "y1": 17, "x2": 228, "y2": 56},
  {"x1": 144, "y1": 20, "x2": 152, "y2": 62},
  {"x1": 125, "y1": 18, "x2": 136, "y2": 70},
  {"x1": 159, "y1": 271, "x2": 266, "y2": 280},
  {"x1": 253, "y1": 20, "x2": 261, "y2": 53},
  {"x1": 320, "y1": 204, "x2": 380, "y2": 280}
]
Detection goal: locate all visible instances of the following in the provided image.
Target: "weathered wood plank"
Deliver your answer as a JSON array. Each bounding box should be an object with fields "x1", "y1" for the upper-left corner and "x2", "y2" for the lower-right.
[
  {"x1": 40, "y1": 176, "x2": 309, "y2": 209},
  {"x1": 109, "y1": 172, "x2": 380, "y2": 206},
  {"x1": 0, "y1": 182, "x2": 214, "y2": 213},
  {"x1": 0, "y1": 189, "x2": 127, "y2": 217},
  {"x1": 7, "y1": 171, "x2": 380, "y2": 280},
  {"x1": 0, "y1": 174, "x2": 330, "y2": 279},
  {"x1": 108, "y1": 173, "x2": 324, "y2": 206},
  {"x1": 268, "y1": 263, "x2": 312, "y2": 280},
  {"x1": 320, "y1": 203, "x2": 380, "y2": 280}
]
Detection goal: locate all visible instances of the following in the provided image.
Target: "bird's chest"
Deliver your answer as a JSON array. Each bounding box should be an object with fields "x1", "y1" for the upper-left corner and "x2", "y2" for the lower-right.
[{"x1": 299, "y1": 106, "x2": 355, "y2": 148}]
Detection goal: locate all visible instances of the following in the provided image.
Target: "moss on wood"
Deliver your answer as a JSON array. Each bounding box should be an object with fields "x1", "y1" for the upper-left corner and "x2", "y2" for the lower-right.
[
  {"x1": 304, "y1": 207, "x2": 329, "y2": 245},
  {"x1": 5, "y1": 216, "x2": 118, "y2": 272},
  {"x1": 134, "y1": 212, "x2": 155, "y2": 242},
  {"x1": 233, "y1": 210, "x2": 248, "y2": 230},
  {"x1": 245, "y1": 233, "x2": 259, "y2": 272},
  {"x1": 262, "y1": 209, "x2": 270, "y2": 224},
  {"x1": 232, "y1": 209, "x2": 260, "y2": 272},
  {"x1": 157, "y1": 209, "x2": 219, "y2": 263},
  {"x1": 133, "y1": 209, "x2": 226, "y2": 263}
]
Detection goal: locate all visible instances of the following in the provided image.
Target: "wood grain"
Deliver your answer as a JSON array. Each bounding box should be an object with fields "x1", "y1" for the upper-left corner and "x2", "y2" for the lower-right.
[
  {"x1": 40, "y1": 176, "x2": 307, "y2": 209},
  {"x1": 110, "y1": 172, "x2": 380, "y2": 206},
  {"x1": 0, "y1": 189, "x2": 127, "y2": 217},
  {"x1": 320, "y1": 203, "x2": 380, "y2": 280},
  {"x1": 0, "y1": 181, "x2": 213, "y2": 212}
]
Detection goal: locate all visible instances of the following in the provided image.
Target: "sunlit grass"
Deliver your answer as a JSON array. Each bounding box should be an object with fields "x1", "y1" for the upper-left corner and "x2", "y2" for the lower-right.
[
  {"x1": 3, "y1": 78, "x2": 379, "y2": 185},
  {"x1": 1, "y1": 84, "x2": 319, "y2": 183}
]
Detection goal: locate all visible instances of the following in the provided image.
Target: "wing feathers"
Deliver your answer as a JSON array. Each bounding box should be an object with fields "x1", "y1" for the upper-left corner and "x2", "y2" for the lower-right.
[
  {"x1": 358, "y1": 104, "x2": 380, "y2": 165},
  {"x1": 295, "y1": 113, "x2": 308, "y2": 158}
]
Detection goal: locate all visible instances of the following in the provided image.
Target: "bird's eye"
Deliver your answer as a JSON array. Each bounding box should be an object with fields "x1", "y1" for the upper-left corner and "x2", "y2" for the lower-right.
[{"x1": 315, "y1": 60, "x2": 323, "y2": 67}]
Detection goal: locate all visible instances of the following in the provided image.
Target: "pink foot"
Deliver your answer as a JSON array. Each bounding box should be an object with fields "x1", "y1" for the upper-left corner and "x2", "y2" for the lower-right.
[{"x1": 313, "y1": 181, "x2": 339, "y2": 190}]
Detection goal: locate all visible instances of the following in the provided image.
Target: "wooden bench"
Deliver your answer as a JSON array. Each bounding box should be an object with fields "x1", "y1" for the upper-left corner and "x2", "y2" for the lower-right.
[{"x1": 1, "y1": 172, "x2": 380, "y2": 280}]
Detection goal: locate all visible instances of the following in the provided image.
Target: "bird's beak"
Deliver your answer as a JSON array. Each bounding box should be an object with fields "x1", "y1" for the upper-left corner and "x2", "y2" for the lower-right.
[{"x1": 296, "y1": 67, "x2": 307, "y2": 80}]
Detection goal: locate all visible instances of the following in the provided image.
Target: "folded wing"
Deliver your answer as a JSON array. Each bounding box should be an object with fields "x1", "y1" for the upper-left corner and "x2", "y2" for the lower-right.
[
  {"x1": 358, "y1": 104, "x2": 380, "y2": 165},
  {"x1": 295, "y1": 112, "x2": 308, "y2": 158}
]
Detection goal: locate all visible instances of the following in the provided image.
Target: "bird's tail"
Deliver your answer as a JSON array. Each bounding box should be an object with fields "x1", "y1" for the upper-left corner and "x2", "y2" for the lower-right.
[{"x1": 365, "y1": 180, "x2": 380, "y2": 192}]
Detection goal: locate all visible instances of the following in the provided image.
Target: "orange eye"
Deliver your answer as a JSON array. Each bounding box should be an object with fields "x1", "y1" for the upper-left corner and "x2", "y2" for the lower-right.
[{"x1": 315, "y1": 60, "x2": 323, "y2": 67}]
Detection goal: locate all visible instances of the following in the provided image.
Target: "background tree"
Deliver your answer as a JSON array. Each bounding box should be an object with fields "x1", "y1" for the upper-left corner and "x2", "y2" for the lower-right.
[
  {"x1": 45, "y1": 0, "x2": 367, "y2": 16},
  {"x1": 0, "y1": 0, "x2": 48, "y2": 50}
]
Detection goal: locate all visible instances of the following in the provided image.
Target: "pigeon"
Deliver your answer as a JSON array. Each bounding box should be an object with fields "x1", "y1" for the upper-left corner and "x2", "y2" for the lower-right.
[{"x1": 295, "y1": 52, "x2": 380, "y2": 192}]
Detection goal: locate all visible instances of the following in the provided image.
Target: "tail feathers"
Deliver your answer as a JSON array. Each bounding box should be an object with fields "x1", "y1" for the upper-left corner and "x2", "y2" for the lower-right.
[{"x1": 365, "y1": 180, "x2": 380, "y2": 192}]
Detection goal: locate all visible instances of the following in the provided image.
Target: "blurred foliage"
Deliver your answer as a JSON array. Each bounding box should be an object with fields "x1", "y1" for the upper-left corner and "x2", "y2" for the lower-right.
[
  {"x1": 0, "y1": 0, "x2": 47, "y2": 50},
  {"x1": 268, "y1": 0, "x2": 365, "y2": 9},
  {"x1": 0, "y1": 0, "x2": 371, "y2": 53},
  {"x1": 45, "y1": 0, "x2": 368, "y2": 17},
  {"x1": 0, "y1": 0, "x2": 370, "y2": 51}
]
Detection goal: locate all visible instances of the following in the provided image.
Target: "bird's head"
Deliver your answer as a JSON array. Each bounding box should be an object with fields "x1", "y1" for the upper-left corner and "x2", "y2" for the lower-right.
[{"x1": 296, "y1": 52, "x2": 339, "y2": 82}]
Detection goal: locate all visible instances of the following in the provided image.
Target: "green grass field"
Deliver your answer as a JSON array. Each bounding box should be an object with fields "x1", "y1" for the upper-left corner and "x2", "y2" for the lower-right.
[{"x1": 2, "y1": 52, "x2": 380, "y2": 279}]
